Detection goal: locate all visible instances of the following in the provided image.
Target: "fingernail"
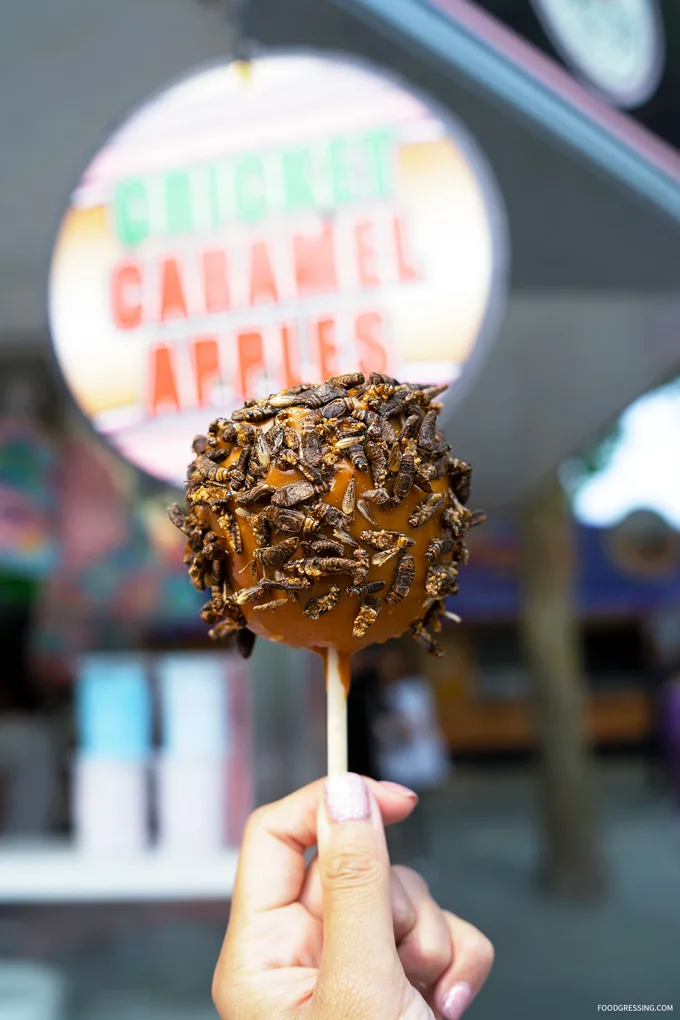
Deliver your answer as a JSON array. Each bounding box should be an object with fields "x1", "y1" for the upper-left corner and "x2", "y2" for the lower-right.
[
  {"x1": 380, "y1": 780, "x2": 419, "y2": 801},
  {"x1": 326, "y1": 773, "x2": 370, "y2": 822},
  {"x1": 442, "y1": 982, "x2": 473, "y2": 1020}
]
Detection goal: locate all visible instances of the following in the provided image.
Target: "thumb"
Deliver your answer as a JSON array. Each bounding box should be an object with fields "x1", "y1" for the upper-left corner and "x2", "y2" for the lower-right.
[{"x1": 314, "y1": 773, "x2": 405, "y2": 1014}]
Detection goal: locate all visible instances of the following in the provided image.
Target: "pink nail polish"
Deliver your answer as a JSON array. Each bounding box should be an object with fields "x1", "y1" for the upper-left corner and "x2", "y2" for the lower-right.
[
  {"x1": 380, "y1": 781, "x2": 419, "y2": 801},
  {"x1": 325, "y1": 773, "x2": 370, "y2": 822},
  {"x1": 442, "y1": 982, "x2": 472, "y2": 1020}
]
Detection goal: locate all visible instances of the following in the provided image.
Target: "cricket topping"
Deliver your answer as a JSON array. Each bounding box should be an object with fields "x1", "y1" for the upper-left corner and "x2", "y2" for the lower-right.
[{"x1": 169, "y1": 373, "x2": 483, "y2": 658}]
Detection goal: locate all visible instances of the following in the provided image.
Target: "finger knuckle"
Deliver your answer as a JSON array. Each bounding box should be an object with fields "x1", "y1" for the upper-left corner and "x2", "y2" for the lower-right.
[
  {"x1": 393, "y1": 910, "x2": 415, "y2": 941},
  {"x1": 391, "y1": 893, "x2": 417, "y2": 937},
  {"x1": 243, "y1": 804, "x2": 268, "y2": 838},
  {"x1": 446, "y1": 913, "x2": 495, "y2": 975},
  {"x1": 324, "y1": 848, "x2": 382, "y2": 889},
  {"x1": 393, "y1": 864, "x2": 430, "y2": 897},
  {"x1": 406, "y1": 932, "x2": 450, "y2": 975},
  {"x1": 475, "y1": 932, "x2": 495, "y2": 970}
]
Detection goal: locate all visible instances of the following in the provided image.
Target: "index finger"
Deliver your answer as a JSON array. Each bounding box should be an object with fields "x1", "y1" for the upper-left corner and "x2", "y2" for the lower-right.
[{"x1": 230, "y1": 778, "x2": 418, "y2": 920}]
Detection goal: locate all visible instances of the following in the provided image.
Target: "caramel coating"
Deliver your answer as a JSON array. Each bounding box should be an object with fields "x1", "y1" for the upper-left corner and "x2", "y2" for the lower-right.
[
  {"x1": 171, "y1": 375, "x2": 478, "y2": 658},
  {"x1": 228, "y1": 460, "x2": 449, "y2": 653}
]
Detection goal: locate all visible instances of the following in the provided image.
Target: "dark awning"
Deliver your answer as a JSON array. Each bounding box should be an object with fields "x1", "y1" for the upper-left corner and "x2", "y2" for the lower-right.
[{"x1": 254, "y1": 0, "x2": 680, "y2": 507}]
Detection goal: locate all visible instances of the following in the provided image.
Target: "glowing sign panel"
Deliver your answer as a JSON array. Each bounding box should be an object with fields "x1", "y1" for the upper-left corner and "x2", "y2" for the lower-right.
[{"x1": 49, "y1": 55, "x2": 506, "y2": 485}]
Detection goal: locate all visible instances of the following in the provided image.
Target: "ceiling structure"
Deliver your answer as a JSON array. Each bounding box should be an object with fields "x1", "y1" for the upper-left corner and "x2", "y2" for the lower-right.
[
  {"x1": 2, "y1": 0, "x2": 679, "y2": 507},
  {"x1": 0, "y1": 0, "x2": 233, "y2": 336}
]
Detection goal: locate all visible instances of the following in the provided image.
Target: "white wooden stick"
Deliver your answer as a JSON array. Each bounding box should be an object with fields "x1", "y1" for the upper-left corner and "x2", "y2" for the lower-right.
[{"x1": 326, "y1": 647, "x2": 348, "y2": 776}]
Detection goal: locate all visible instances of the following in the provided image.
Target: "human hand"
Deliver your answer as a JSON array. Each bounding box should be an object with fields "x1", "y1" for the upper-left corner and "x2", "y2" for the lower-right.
[{"x1": 212, "y1": 774, "x2": 494, "y2": 1020}]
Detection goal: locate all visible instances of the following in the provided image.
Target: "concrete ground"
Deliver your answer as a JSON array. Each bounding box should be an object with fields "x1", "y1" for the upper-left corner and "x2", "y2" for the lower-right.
[
  {"x1": 421, "y1": 763, "x2": 680, "y2": 1018},
  {"x1": 2, "y1": 761, "x2": 678, "y2": 1018}
]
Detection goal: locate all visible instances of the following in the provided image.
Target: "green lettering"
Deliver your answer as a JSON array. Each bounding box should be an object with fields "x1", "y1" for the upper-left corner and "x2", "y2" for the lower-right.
[
  {"x1": 363, "y1": 129, "x2": 394, "y2": 199},
  {"x1": 282, "y1": 149, "x2": 316, "y2": 212},
  {"x1": 165, "y1": 171, "x2": 193, "y2": 235},
  {"x1": 207, "y1": 164, "x2": 221, "y2": 228},
  {"x1": 113, "y1": 178, "x2": 150, "y2": 247},
  {"x1": 328, "y1": 137, "x2": 355, "y2": 205},
  {"x1": 234, "y1": 155, "x2": 266, "y2": 222}
]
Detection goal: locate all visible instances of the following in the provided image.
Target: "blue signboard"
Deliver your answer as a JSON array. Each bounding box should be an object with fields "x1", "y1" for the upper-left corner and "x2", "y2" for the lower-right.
[{"x1": 454, "y1": 516, "x2": 680, "y2": 619}]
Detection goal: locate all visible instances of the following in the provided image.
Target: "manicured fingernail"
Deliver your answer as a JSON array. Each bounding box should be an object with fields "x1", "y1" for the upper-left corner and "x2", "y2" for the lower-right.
[
  {"x1": 442, "y1": 982, "x2": 473, "y2": 1020},
  {"x1": 326, "y1": 773, "x2": 370, "y2": 822},
  {"x1": 380, "y1": 781, "x2": 419, "y2": 801}
]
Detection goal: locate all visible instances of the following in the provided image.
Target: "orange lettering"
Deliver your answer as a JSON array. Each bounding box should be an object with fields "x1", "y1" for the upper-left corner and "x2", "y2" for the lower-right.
[
  {"x1": 313, "y1": 317, "x2": 339, "y2": 379},
  {"x1": 148, "y1": 344, "x2": 181, "y2": 416},
  {"x1": 202, "y1": 250, "x2": 231, "y2": 313},
  {"x1": 111, "y1": 262, "x2": 143, "y2": 330},
  {"x1": 354, "y1": 221, "x2": 380, "y2": 288},
  {"x1": 280, "y1": 324, "x2": 301, "y2": 390},
  {"x1": 355, "y1": 311, "x2": 388, "y2": 376},
  {"x1": 191, "y1": 335, "x2": 221, "y2": 406},
  {"x1": 293, "y1": 227, "x2": 338, "y2": 296},
  {"x1": 159, "y1": 257, "x2": 188, "y2": 321},
  {"x1": 393, "y1": 217, "x2": 419, "y2": 282},
  {"x1": 249, "y1": 240, "x2": 279, "y2": 305},
  {"x1": 237, "y1": 331, "x2": 265, "y2": 400}
]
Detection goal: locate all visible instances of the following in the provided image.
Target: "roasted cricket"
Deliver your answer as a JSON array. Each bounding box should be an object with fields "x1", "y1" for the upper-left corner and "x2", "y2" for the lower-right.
[{"x1": 170, "y1": 373, "x2": 482, "y2": 658}]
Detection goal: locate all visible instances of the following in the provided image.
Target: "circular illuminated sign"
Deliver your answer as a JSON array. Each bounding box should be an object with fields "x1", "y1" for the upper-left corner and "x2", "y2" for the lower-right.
[
  {"x1": 49, "y1": 54, "x2": 507, "y2": 486},
  {"x1": 530, "y1": 0, "x2": 665, "y2": 108}
]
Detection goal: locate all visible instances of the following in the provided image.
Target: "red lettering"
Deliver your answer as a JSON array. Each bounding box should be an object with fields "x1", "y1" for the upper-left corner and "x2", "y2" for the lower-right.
[
  {"x1": 159, "y1": 257, "x2": 188, "y2": 322},
  {"x1": 191, "y1": 335, "x2": 221, "y2": 406},
  {"x1": 354, "y1": 221, "x2": 380, "y2": 288},
  {"x1": 313, "y1": 317, "x2": 339, "y2": 379},
  {"x1": 237, "y1": 331, "x2": 265, "y2": 400},
  {"x1": 148, "y1": 343, "x2": 181, "y2": 416},
  {"x1": 293, "y1": 227, "x2": 338, "y2": 296},
  {"x1": 280, "y1": 324, "x2": 301, "y2": 390},
  {"x1": 249, "y1": 240, "x2": 279, "y2": 305},
  {"x1": 355, "y1": 311, "x2": 388, "y2": 376},
  {"x1": 202, "y1": 250, "x2": 231, "y2": 313},
  {"x1": 111, "y1": 262, "x2": 143, "y2": 330},
  {"x1": 393, "y1": 216, "x2": 419, "y2": 282}
]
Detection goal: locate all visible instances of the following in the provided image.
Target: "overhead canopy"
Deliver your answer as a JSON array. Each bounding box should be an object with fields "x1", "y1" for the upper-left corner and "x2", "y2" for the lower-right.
[
  {"x1": 1, "y1": 0, "x2": 679, "y2": 506},
  {"x1": 255, "y1": 0, "x2": 680, "y2": 506}
]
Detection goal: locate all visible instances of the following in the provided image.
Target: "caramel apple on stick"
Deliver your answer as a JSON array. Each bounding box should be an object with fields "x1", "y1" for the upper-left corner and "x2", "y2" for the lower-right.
[{"x1": 169, "y1": 373, "x2": 482, "y2": 774}]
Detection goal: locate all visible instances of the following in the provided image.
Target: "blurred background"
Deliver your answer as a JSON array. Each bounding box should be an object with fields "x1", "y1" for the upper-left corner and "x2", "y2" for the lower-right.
[{"x1": 1, "y1": 0, "x2": 680, "y2": 1017}]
